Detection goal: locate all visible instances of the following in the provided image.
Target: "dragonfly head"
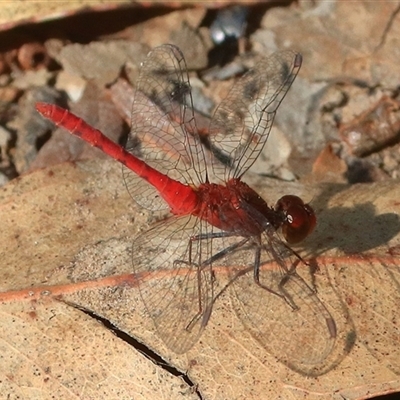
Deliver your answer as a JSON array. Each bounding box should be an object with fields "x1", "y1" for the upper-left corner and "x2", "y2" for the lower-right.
[{"x1": 275, "y1": 195, "x2": 316, "y2": 244}]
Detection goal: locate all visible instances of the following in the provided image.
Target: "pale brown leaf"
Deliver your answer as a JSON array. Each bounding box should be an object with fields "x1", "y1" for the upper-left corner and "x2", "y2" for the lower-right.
[{"x1": 1, "y1": 159, "x2": 400, "y2": 399}]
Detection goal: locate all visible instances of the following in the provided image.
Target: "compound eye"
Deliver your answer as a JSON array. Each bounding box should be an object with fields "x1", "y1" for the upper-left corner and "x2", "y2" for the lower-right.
[{"x1": 275, "y1": 195, "x2": 316, "y2": 244}]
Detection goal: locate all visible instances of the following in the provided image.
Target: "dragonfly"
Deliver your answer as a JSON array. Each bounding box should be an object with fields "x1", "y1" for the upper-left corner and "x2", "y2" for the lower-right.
[{"x1": 36, "y1": 44, "x2": 336, "y2": 372}]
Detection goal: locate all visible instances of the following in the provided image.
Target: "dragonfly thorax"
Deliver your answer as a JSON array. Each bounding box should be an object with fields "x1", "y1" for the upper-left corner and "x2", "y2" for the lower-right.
[{"x1": 194, "y1": 178, "x2": 282, "y2": 237}]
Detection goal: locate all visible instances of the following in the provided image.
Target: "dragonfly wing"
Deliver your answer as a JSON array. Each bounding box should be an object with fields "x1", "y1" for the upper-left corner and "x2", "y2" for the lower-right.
[
  {"x1": 227, "y1": 233, "x2": 336, "y2": 375},
  {"x1": 208, "y1": 50, "x2": 302, "y2": 181},
  {"x1": 132, "y1": 214, "x2": 215, "y2": 353},
  {"x1": 124, "y1": 44, "x2": 208, "y2": 211}
]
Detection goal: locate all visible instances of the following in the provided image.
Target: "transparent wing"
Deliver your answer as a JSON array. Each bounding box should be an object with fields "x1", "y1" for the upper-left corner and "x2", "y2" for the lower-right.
[
  {"x1": 132, "y1": 214, "x2": 216, "y2": 353},
  {"x1": 124, "y1": 44, "x2": 210, "y2": 211},
  {"x1": 226, "y1": 233, "x2": 336, "y2": 375},
  {"x1": 169, "y1": 201, "x2": 335, "y2": 373},
  {"x1": 208, "y1": 51, "x2": 302, "y2": 181}
]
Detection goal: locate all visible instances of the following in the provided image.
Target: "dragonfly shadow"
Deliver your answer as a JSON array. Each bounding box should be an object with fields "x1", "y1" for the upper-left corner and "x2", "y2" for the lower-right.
[
  {"x1": 308, "y1": 184, "x2": 400, "y2": 256},
  {"x1": 306, "y1": 182, "x2": 400, "y2": 304},
  {"x1": 302, "y1": 183, "x2": 400, "y2": 376}
]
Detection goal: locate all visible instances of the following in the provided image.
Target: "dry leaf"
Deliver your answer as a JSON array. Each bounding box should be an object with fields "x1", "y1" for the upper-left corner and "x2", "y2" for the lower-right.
[{"x1": 1, "y1": 159, "x2": 400, "y2": 399}]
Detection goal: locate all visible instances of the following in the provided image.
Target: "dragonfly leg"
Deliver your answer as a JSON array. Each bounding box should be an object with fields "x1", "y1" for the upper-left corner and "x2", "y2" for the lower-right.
[
  {"x1": 183, "y1": 232, "x2": 250, "y2": 331},
  {"x1": 253, "y1": 239, "x2": 302, "y2": 310},
  {"x1": 252, "y1": 244, "x2": 289, "y2": 303}
]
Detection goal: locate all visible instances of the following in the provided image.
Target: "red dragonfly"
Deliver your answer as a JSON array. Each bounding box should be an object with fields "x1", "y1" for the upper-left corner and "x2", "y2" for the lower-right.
[{"x1": 36, "y1": 44, "x2": 336, "y2": 372}]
